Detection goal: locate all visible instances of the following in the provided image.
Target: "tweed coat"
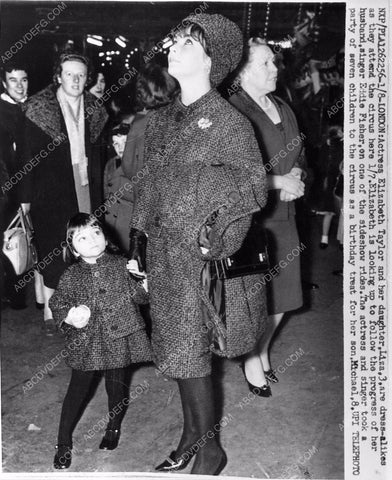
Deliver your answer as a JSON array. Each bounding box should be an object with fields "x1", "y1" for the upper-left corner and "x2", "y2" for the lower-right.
[
  {"x1": 230, "y1": 89, "x2": 304, "y2": 314},
  {"x1": 130, "y1": 89, "x2": 268, "y2": 379},
  {"x1": 49, "y1": 252, "x2": 152, "y2": 371},
  {"x1": 103, "y1": 155, "x2": 134, "y2": 252},
  {"x1": 19, "y1": 85, "x2": 108, "y2": 288}
]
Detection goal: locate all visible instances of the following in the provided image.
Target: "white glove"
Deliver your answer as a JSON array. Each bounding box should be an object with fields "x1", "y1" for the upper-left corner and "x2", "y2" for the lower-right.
[{"x1": 65, "y1": 305, "x2": 91, "y2": 329}]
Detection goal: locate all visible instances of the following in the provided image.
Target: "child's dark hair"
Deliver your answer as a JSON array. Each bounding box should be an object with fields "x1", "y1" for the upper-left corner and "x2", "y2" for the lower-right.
[{"x1": 64, "y1": 213, "x2": 119, "y2": 263}]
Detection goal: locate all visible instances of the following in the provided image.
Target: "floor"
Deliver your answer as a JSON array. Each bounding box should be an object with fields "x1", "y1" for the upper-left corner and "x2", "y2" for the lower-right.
[{"x1": 1, "y1": 214, "x2": 344, "y2": 479}]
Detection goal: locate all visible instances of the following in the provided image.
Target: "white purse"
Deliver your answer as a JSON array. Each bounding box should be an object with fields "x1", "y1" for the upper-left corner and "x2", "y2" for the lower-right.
[{"x1": 2, "y1": 208, "x2": 38, "y2": 275}]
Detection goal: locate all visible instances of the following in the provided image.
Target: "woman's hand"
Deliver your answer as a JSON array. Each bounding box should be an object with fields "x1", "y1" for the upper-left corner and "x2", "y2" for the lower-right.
[
  {"x1": 127, "y1": 259, "x2": 147, "y2": 279},
  {"x1": 280, "y1": 190, "x2": 296, "y2": 202},
  {"x1": 280, "y1": 173, "x2": 305, "y2": 198},
  {"x1": 65, "y1": 305, "x2": 90, "y2": 329}
]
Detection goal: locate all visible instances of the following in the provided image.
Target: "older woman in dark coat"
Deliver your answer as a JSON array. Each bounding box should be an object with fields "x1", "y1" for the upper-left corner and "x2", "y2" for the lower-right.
[
  {"x1": 19, "y1": 53, "x2": 108, "y2": 333},
  {"x1": 229, "y1": 38, "x2": 305, "y2": 391},
  {"x1": 129, "y1": 14, "x2": 267, "y2": 475}
]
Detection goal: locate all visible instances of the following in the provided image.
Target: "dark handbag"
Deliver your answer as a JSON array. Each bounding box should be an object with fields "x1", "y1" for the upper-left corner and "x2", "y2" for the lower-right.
[{"x1": 213, "y1": 214, "x2": 269, "y2": 280}]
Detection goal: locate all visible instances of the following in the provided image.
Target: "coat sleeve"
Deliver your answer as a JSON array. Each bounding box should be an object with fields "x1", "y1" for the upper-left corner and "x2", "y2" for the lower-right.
[
  {"x1": 49, "y1": 267, "x2": 80, "y2": 333},
  {"x1": 128, "y1": 113, "x2": 159, "y2": 234},
  {"x1": 127, "y1": 274, "x2": 149, "y2": 305},
  {"x1": 195, "y1": 116, "x2": 268, "y2": 261}
]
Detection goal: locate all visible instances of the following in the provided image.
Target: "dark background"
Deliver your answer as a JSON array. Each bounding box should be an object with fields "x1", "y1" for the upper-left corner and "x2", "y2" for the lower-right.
[{"x1": 0, "y1": 1, "x2": 345, "y2": 95}]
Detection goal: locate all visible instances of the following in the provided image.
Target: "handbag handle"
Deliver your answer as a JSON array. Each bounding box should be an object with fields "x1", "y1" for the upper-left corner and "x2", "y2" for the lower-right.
[{"x1": 5, "y1": 208, "x2": 34, "y2": 238}]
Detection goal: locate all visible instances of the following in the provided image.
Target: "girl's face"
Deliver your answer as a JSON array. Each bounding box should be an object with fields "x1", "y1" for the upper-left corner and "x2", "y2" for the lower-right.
[
  {"x1": 72, "y1": 225, "x2": 107, "y2": 263},
  {"x1": 168, "y1": 29, "x2": 211, "y2": 82},
  {"x1": 243, "y1": 45, "x2": 278, "y2": 95}
]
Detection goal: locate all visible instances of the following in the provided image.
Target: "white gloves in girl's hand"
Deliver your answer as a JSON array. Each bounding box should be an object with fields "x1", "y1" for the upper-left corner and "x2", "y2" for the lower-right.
[{"x1": 65, "y1": 305, "x2": 91, "y2": 328}]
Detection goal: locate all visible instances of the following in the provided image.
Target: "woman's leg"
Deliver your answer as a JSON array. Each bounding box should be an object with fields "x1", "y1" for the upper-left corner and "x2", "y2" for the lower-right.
[
  {"x1": 57, "y1": 369, "x2": 96, "y2": 446},
  {"x1": 186, "y1": 376, "x2": 226, "y2": 475},
  {"x1": 157, "y1": 376, "x2": 226, "y2": 475},
  {"x1": 243, "y1": 351, "x2": 267, "y2": 387},
  {"x1": 258, "y1": 312, "x2": 285, "y2": 372},
  {"x1": 320, "y1": 212, "x2": 334, "y2": 247},
  {"x1": 43, "y1": 284, "x2": 55, "y2": 321}
]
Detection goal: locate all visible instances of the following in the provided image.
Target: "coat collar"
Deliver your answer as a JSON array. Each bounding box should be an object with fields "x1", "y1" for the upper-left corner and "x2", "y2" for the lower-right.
[{"x1": 23, "y1": 85, "x2": 108, "y2": 142}]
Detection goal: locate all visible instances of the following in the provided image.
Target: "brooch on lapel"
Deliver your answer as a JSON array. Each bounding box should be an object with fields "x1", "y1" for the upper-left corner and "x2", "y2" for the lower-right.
[{"x1": 198, "y1": 118, "x2": 212, "y2": 130}]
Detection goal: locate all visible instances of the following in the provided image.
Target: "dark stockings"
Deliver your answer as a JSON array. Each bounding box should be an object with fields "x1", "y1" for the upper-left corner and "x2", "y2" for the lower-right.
[
  {"x1": 175, "y1": 376, "x2": 225, "y2": 475},
  {"x1": 57, "y1": 368, "x2": 127, "y2": 446}
]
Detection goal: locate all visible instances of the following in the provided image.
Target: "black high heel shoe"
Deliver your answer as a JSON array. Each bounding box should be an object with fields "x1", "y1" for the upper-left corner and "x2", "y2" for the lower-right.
[
  {"x1": 265, "y1": 369, "x2": 279, "y2": 383},
  {"x1": 240, "y1": 363, "x2": 272, "y2": 397},
  {"x1": 54, "y1": 444, "x2": 72, "y2": 469},
  {"x1": 155, "y1": 449, "x2": 195, "y2": 472},
  {"x1": 99, "y1": 429, "x2": 121, "y2": 450}
]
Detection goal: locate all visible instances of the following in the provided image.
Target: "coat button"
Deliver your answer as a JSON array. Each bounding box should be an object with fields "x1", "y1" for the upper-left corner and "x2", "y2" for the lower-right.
[
  {"x1": 99, "y1": 288, "x2": 106, "y2": 294},
  {"x1": 175, "y1": 111, "x2": 184, "y2": 122},
  {"x1": 94, "y1": 271, "x2": 99, "y2": 277},
  {"x1": 111, "y1": 325, "x2": 118, "y2": 331}
]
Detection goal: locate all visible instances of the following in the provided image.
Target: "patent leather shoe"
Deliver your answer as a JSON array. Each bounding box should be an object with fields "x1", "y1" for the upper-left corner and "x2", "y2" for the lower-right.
[
  {"x1": 265, "y1": 369, "x2": 279, "y2": 383},
  {"x1": 54, "y1": 444, "x2": 72, "y2": 469},
  {"x1": 155, "y1": 450, "x2": 195, "y2": 472},
  {"x1": 99, "y1": 429, "x2": 120, "y2": 450},
  {"x1": 240, "y1": 363, "x2": 272, "y2": 397}
]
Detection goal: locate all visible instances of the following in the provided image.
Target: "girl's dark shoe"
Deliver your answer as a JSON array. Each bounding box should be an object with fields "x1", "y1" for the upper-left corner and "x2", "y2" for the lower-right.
[
  {"x1": 54, "y1": 444, "x2": 72, "y2": 469},
  {"x1": 213, "y1": 451, "x2": 227, "y2": 475},
  {"x1": 240, "y1": 364, "x2": 272, "y2": 397},
  {"x1": 36, "y1": 301, "x2": 45, "y2": 310},
  {"x1": 99, "y1": 429, "x2": 121, "y2": 450},
  {"x1": 265, "y1": 369, "x2": 279, "y2": 383},
  {"x1": 319, "y1": 242, "x2": 328, "y2": 249},
  {"x1": 155, "y1": 450, "x2": 195, "y2": 472}
]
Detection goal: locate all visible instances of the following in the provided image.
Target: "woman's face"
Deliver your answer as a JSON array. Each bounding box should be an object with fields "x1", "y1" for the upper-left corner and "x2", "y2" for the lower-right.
[
  {"x1": 242, "y1": 45, "x2": 278, "y2": 95},
  {"x1": 168, "y1": 29, "x2": 211, "y2": 82},
  {"x1": 112, "y1": 134, "x2": 127, "y2": 158},
  {"x1": 90, "y1": 72, "x2": 106, "y2": 98},
  {"x1": 58, "y1": 60, "x2": 87, "y2": 98}
]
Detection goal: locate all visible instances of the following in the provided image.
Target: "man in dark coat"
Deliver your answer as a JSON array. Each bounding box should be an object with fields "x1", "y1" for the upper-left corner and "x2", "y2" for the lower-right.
[
  {"x1": 0, "y1": 62, "x2": 29, "y2": 309},
  {"x1": 19, "y1": 52, "x2": 108, "y2": 333}
]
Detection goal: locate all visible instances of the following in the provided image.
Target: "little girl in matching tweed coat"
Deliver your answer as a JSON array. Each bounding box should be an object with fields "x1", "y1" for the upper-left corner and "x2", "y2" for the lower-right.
[{"x1": 49, "y1": 213, "x2": 151, "y2": 470}]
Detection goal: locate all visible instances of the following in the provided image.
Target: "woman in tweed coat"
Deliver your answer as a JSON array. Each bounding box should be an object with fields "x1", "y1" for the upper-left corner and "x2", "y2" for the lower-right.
[
  {"x1": 129, "y1": 14, "x2": 268, "y2": 475},
  {"x1": 50, "y1": 213, "x2": 151, "y2": 469}
]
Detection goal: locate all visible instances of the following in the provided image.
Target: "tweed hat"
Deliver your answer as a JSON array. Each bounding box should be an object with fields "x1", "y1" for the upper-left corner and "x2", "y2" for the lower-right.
[{"x1": 183, "y1": 13, "x2": 243, "y2": 87}]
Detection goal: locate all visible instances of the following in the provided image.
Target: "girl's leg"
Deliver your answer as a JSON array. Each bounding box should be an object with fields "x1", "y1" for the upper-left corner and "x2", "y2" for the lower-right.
[
  {"x1": 104, "y1": 368, "x2": 128, "y2": 430},
  {"x1": 57, "y1": 369, "x2": 96, "y2": 446},
  {"x1": 99, "y1": 368, "x2": 127, "y2": 450}
]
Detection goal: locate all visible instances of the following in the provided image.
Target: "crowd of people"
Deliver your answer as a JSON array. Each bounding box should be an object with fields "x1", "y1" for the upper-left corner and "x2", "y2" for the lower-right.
[{"x1": 0, "y1": 11, "x2": 344, "y2": 475}]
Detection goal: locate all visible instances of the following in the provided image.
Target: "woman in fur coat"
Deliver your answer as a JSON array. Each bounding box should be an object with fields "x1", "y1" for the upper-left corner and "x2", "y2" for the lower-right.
[
  {"x1": 18, "y1": 53, "x2": 108, "y2": 334},
  {"x1": 129, "y1": 14, "x2": 268, "y2": 475}
]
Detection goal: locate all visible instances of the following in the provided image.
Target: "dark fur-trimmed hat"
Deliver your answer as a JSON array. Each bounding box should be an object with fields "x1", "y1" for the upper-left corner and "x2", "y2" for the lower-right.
[{"x1": 184, "y1": 13, "x2": 243, "y2": 87}]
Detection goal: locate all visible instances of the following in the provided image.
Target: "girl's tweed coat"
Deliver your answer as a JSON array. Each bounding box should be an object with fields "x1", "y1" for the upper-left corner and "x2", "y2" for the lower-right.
[
  {"x1": 50, "y1": 253, "x2": 152, "y2": 371},
  {"x1": 131, "y1": 89, "x2": 268, "y2": 378}
]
